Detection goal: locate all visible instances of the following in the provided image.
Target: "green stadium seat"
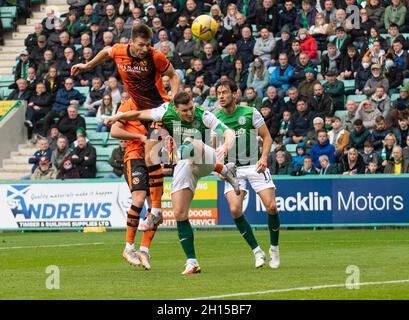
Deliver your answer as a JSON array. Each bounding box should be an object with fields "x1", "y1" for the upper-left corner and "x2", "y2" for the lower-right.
[
  {"x1": 95, "y1": 145, "x2": 115, "y2": 161},
  {"x1": 402, "y1": 33, "x2": 409, "y2": 40},
  {"x1": 286, "y1": 144, "x2": 297, "y2": 155},
  {"x1": 0, "y1": 6, "x2": 17, "y2": 30},
  {"x1": 0, "y1": 87, "x2": 13, "y2": 100},
  {"x1": 74, "y1": 86, "x2": 90, "y2": 96},
  {"x1": 0, "y1": 75, "x2": 15, "y2": 87},
  {"x1": 88, "y1": 131, "x2": 109, "y2": 144},
  {"x1": 346, "y1": 95, "x2": 366, "y2": 105},
  {"x1": 96, "y1": 161, "x2": 113, "y2": 177},
  {"x1": 342, "y1": 79, "x2": 355, "y2": 90},
  {"x1": 84, "y1": 116, "x2": 98, "y2": 129},
  {"x1": 335, "y1": 110, "x2": 347, "y2": 118},
  {"x1": 391, "y1": 93, "x2": 400, "y2": 101}
]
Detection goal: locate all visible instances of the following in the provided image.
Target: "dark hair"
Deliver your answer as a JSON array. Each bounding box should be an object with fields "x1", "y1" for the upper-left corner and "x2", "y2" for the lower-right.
[
  {"x1": 317, "y1": 129, "x2": 327, "y2": 135},
  {"x1": 375, "y1": 115, "x2": 385, "y2": 123},
  {"x1": 131, "y1": 23, "x2": 153, "y2": 40},
  {"x1": 174, "y1": 91, "x2": 191, "y2": 106},
  {"x1": 353, "y1": 119, "x2": 363, "y2": 126},
  {"x1": 216, "y1": 79, "x2": 238, "y2": 93},
  {"x1": 389, "y1": 23, "x2": 399, "y2": 29}
]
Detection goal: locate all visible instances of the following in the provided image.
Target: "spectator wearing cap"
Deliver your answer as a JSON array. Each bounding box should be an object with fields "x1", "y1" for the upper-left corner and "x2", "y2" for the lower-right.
[
  {"x1": 70, "y1": 135, "x2": 97, "y2": 179},
  {"x1": 295, "y1": 0, "x2": 317, "y2": 30},
  {"x1": 14, "y1": 50, "x2": 36, "y2": 83},
  {"x1": 354, "y1": 99, "x2": 382, "y2": 132},
  {"x1": 305, "y1": 116, "x2": 324, "y2": 148},
  {"x1": 298, "y1": 66, "x2": 319, "y2": 99},
  {"x1": 58, "y1": 105, "x2": 87, "y2": 144},
  {"x1": 67, "y1": 0, "x2": 90, "y2": 17},
  {"x1": 144, "y1": 4, "x2": 158, "y2": 28},
  {"x1": 308, "y1": 83, "x2": 334, "y2": 119},
  {"x1": 73, "y1": 4, "x2": 99, "y2": 35},
  {"x1": 89, "y1": 22, "x2": 103, "y2": 48},
  {"x1": 321, "y1": 42, "x2": 342, "y2": 76},
  {"x1": 310, "y1": 129, "x2": 336, "y2": 169},
  {"x1": 271, "y1": 25, "x2": 293, "y2": 65},
  {"x1": 56, "y1": 156, "x2": 81, "y2": 180},
  {"x1": 37, "y1": 49, "x2": 55, "y2": 79},
  {"x1": 363, "y1": 63, "x2": 390, "y2": 96},
  {"x1": 25, "y1": 23, "x2": 46, "y2": 54},
  {"x1": 31, "y1": 156, "x2": 58, "y2": 180},
  {"x1": 323, "y1": 70, "x2": 345, "y2": 110},
  {"x1": 29, "y1": 35, "x2": 50, "y2": 67},
  {"x1": 278, "y1": 0, "x2": 297, "y2": 32},
  {"x1": 100, "y1": 4, "x2": 117, "y2": 32}
]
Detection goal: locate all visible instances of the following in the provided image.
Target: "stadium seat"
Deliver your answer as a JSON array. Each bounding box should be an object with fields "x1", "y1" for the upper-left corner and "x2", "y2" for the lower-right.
[
  {"x1": 286, "y1": 144, "x2": 297, "y2": 155},
  {"x1": 96, "y1": 161, "x2": 113, "y2": 177},
  {"x1": 0, "y1": 6, "x2": 17, "y2": 30},
  {"x1": 0, "y1": 87, "x2": 13, "y2": 100},
  {"x1": 342, "y1": 79, "x2": 355, "y2": 90},
  {"x1": 87, "y1": 131, "x2": 109, "y2": 144},
  {"x1": 346, "y1": 95, "x2": 366, "y2": 105},
  {"x1": 0, "y1": 75, "x2": 15, "y2": 88},
  {"x1": 75, "y1": 86, "x2": 90, "y2": 96},
  {"x1": 335, "y1": 110, "x2": 347, "y2": 118},
  {"x1": 95, "y1": 145, "x2": 115, "y2": 161},
  {"x1": 391, "y1": 93, "x2": 400, "y2": 101},
  {"x1": 84, "y1": 116, "x2": 98, "y2": 130}
]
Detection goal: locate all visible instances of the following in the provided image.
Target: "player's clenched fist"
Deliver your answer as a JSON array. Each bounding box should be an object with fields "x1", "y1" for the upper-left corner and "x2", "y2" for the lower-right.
[
  {"x1": 71, "y1": 63, "x2": 88, "y2": 76},
  {"x1": 104, "y1": 115, "x2": 119, "y2": 126}
]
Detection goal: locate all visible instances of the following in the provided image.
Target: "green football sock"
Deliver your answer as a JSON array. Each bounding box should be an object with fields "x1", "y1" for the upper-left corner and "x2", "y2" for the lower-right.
[
  {"x1": 268, "y1": 213, "x2": 280, "y2": 247},
  {"x1": 234, "y1": 215, "x2": 259, "y2": 250},
  {"x1": 177, "y1": 219, "x2": 196, "y2": 259}
]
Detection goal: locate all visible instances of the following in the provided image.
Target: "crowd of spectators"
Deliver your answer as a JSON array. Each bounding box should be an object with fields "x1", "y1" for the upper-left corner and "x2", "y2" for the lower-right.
[{"x1": 3, "y1": 0, "x2": 409, "y2": 177}]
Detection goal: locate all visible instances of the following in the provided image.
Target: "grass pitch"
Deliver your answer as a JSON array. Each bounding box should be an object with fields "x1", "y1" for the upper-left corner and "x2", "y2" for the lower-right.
[{"x1": 1, "y1": 229, "x2": 409, "y2": 300}]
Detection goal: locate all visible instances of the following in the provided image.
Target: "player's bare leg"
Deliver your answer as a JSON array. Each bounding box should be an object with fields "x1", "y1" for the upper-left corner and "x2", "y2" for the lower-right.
[
  {"x1": 257, "y1": 188, "x2": 280, "y2": 269},
  {"x1": 123, "y1": 190, "x2": 146, "y2": 267},
  {"x1": 225, "y1": 190, "x2": 266, "y2": 268},
  {"x1": 172, "y1": 188, "x2": 201, "y2": 275}
]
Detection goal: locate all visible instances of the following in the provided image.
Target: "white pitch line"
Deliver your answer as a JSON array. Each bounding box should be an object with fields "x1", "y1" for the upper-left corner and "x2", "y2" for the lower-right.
[
  {"x1": 0, "y1": 242, "x2": 104, "y2": 250},
  {"x1": 181, "y1": 279, "x2": 409, "y2": 300}
]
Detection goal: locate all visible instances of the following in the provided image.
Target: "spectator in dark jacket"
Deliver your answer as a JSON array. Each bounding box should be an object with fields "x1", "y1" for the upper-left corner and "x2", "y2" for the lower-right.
[
  {"x1": 201, "y1": 43, "x2": 222, "y2": 84},
  {"x1": 236, "y1": 0, "x2": 258, "y2": 24},
  {"x1": 339, "y1": 148, "x2": 366, "y2": 174},
  {"x1": 58, "y1": 106, "x2": 87, "y2": 144},
  {"x1": 159, "y1": 1, "x2": 179, "y2": 30},
  {"x1": 175, "y1": 28, "x2": 195, "y2": 70},
  {"x1": 271, "y1": 26, "x2": 293, "y2": 64},
  {"x1": 308, "y1": 83, "x2": 335, "y2": 119},
  {"x1": 236, "y1": 26, "x2": 256, "y2": 65},
  {"x1": 70, "y1": 135, "x2": 97, "y2": 178},
  {"x1": 349, "y1": 119, "x2": 371, "y2": 152},
  {"x1": 221, "y1": 43, "x2": 238, "y2": 75},
  {"x1": 339, "y1": 45, "x2": 361, "y2": 80},
  {"x1": 56, "y1": 156, "x2": 81, "y2": 180},
  {"x1": 43, "y1": 78, "x2": 85, "y2": 135},
  {"x1": 260, "y1": 104, "x2": 280, "y2": 140},
  {"x1": 28, "y1": 137, "x2": 52, "y2": 173},
  {"x1": 53, "y1": 31, "x2": 75, "y2": 64},
  {"x1": 318, "y1": 155, "x2": 339, "y2": 174},
  {"x1": 228, "y1": 58, "x2": 248, "y2": 92},
  {"x1": 7, "y1": 79, "x2": 32, "y2": 101},
  {"x1": 286, "y1": 99, "x2": 316, "y2": 144},
  {"x1": 278, "y1": 0, "x2": 297, "y2": 32},
  {"x1": 181, "y1": 0, "x2": 203, "y2": 25},
  {"x1": 384, "y1": 55, "x2": 404, "y2": 92},
  {"x1": 107, "y1": 139, "x2": 126, "y2": 178},
  {"x1": 51, "y1": 135, "x2": 71, "y2": 171},
  {"x1": 270, "y1": 151, "x2": 293, "y2": 175},
  {"x1": 171, "y1": 15, "x2": 190, "y2": 44},
  {"x1": 295, "y1": 0, "x2": 317, "y2": 30},
  {"x1": 185, "y1": 58, "x2": 212, "y2": 87},
  {"x1": 25, "y1": 23, "x2": 46, "y2": 54},
  {"x1": 15, "y1": 50, "x2": 36, "y2": 82},
  {"x1": 58, "y1": 47, "x2": 77, "y2": 80},
  {"x1": 255, "y1": 0, "x2": 278, "y2": 32},
  {"x1": 354, "y1": 56, "x2": 372, "y2": 95},
  {"x1": 29, "y1": 35, "x2": 49, "y2": 67}
]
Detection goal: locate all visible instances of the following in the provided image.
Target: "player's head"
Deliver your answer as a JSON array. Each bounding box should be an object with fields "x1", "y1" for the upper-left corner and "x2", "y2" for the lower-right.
[
  {"x1": 216, "y1": 79, "x2": 238, "y2": 108},
  {"x1": 130, "y1": 23, "x2": 153, "y2": 59},
  {"x1": 174, "y1": 91, "x2": 195, "y2": 123}
]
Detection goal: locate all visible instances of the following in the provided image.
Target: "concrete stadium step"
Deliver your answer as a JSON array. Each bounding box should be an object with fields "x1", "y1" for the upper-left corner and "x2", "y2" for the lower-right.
[
  {"x1": 3, "y1": 157, "x2": 30, "y2": 165},
  {"x1": 40, "y1": 4, "x2": 70, "y2": 15},
  {"x1": 12, "y1": 32, "x2": 30, "y2": 40},
  {"x1": 0, "y1": 46, "x2": 25, "y2": 53},
  {"x1": 0, "y1": 67, "x2": 13, "y2": 74},
  {"x1": 46, "y1": 0, "x2": 68, "y2": 4},
  {"x1": 18, "y1": 25, "x2": 35, "y2": 33},
  {"x1": 0, "y1": 170, "x2": 30, "y2": 180},
  {"x1": 4, "y1": 39, "x2": 25, "y2": 46},
  {"x1": 0, "y1": 60, "x2": 15, "y2": 67},
  {"x1": 2, "y1": 163, "x2": 32, "y2": 171},
  {"x1": 0, "y1": 53, "x2": 19, "y2": 60},
  {"x1": 18, "y1": 144, "x2": 38, "y2": 154},
  {"x1": 27, "y1": 18, "x2": 44, "y2": 26}
]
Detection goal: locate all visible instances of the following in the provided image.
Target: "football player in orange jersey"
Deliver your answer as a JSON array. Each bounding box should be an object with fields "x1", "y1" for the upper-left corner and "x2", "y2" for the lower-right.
[{"x1": 71, "y1": 24, "x2": 180, "y2": 267}]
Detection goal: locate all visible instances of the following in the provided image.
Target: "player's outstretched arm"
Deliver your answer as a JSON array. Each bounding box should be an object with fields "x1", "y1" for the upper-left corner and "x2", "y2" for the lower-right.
[
  {"x1": 110, "y1": 122, "x2": 147, "y2": 142},
  {"x1": 163, "y1": 63, "x2": 180, "y2": 99},
  {"x1": 71, "y1": 48, "x2": 112, "y2": 76},
  {"x1": 104, "y1": 109, "x2": 153, "y2": 126},
  {"x1": 256, "y1": 124, "x2": 273, "y2": 173}
]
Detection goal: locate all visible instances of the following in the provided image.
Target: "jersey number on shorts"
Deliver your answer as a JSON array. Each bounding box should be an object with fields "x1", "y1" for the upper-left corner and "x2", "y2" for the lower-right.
[{"x1": 262, "y1": 170, "x2": 272, "y2": 183}]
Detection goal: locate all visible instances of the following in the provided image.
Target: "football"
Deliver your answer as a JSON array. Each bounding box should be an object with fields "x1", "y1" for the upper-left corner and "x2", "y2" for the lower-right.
[{"x1": 191, "y1": 15, "x2": 218, "y2": 41}]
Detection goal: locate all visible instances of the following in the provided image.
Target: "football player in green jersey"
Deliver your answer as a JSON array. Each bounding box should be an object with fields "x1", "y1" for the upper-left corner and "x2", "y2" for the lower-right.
[
  {"x1": 105, "y1": 91, "x2": 240, "y2": 274},
  {"x1": 215, "y1": 79, "x2": 280, "y2": 269}
]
